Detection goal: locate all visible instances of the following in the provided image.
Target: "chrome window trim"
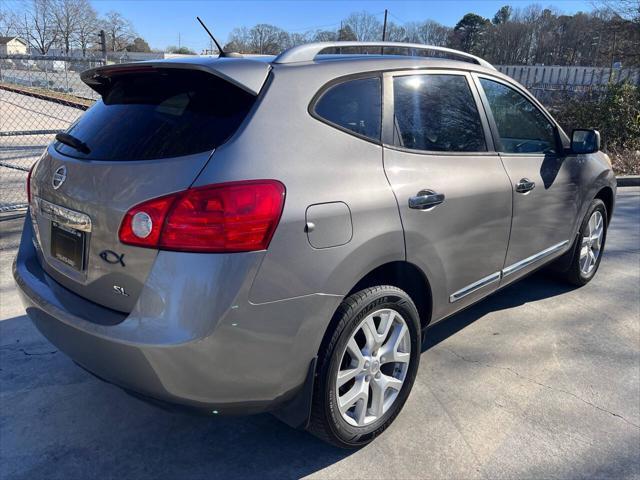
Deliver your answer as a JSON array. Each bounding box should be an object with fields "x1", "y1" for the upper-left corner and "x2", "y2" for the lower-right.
[
  {"x1": 502, "y1": 240, "x2": 569, "y2": 278},
  {"x1": 36, "y1": 197, "x2": 92, "y2": 233},
  {"x1": 449, "y1": 271, "x2": 501, "y2": 303}
]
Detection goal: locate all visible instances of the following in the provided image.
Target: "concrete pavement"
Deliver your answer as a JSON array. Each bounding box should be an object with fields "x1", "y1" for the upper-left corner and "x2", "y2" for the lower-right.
[{"x1": 0, "y1": 188, "x2": 638, "y2": 479}]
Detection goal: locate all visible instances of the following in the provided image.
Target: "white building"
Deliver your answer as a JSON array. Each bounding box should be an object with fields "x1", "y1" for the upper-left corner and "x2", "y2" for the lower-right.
[{"x1": 0, "y1": 37, "x2": 28, "y2": 55}]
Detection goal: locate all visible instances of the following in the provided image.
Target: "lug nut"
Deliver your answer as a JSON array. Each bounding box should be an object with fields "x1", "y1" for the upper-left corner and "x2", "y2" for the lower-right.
[{"x1": 364, "y1": 361, "x2": 370, "y2": 368}]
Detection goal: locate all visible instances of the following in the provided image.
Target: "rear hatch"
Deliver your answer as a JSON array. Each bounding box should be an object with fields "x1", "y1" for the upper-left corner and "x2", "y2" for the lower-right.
[{"x1": 29, "y1": 61, "x2": 269, "y2": 312}]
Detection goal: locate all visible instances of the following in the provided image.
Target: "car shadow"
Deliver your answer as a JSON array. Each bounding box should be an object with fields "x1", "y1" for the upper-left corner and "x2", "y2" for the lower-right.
[
  {"x1": 0, "y1": 271, "x2": 579, "y2": 479},
  {"x1": 422, "y1": 271, "x2": 576, "y2": 352},
  {"x1": 0, "y1": 312, "x2": 354, "y2": 479}
]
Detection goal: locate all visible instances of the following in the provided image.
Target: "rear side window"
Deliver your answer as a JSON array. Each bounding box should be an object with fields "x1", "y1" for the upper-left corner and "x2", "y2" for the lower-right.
[
  {"x1": 55, "y1": 69, "x2": 255, "y2": 160},
  {"x1": 479, "y1": 78, "x2": 557, "y2": 154},
  {"x1": 313, "y1": 77, "x2": 381, "y2": 141},
  {"x1": 393, "y1": 74, "x2": 486, "y2": 152}
]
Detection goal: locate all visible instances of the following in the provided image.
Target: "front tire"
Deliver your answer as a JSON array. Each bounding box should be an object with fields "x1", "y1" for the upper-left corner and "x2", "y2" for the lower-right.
[
  {"x1": 308, "y1": 286, "x2": 421, "y2": 448},
  {"x1": 556, "y1": 198, "x2": 608, "y2": 286}
]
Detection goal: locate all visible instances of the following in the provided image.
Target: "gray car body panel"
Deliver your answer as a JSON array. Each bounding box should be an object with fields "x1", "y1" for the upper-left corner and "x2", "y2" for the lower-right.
[
  {"x1": 15, "y1": 217, "x2": 342, "y2": 410},
  {"x1": 14, "y1": 53, "x2": 617, "y2": 413}
]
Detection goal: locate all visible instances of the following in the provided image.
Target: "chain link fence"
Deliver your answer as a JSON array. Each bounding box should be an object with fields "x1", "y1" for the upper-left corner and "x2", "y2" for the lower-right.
[{"x1": 0, "y1": 56, "x2": 99, "y2": 213}]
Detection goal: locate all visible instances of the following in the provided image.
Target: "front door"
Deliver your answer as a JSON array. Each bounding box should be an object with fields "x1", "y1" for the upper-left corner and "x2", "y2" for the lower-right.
[
  {"x1": 475, "y1": 75, "x2": 579, "y2": 282},
  {"x1": 382, "y1": 71, "x2": 513, "y2": 322}
]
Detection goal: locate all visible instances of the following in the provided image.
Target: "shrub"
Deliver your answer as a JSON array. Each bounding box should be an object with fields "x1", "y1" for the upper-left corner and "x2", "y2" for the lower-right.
[{"x1": 554, "y1": 82, "x2": 640, "y2": 175}]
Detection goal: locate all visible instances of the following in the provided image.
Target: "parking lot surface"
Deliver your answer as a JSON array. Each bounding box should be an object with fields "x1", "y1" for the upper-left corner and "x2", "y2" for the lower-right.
[{"x1": 0, "y1": 188, "x2": 638, "y2": 480}]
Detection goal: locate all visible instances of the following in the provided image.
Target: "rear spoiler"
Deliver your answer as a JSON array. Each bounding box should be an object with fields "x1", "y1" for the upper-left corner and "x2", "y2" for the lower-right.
[{"x1": 80, "y1": 57, "x2": 272, "y2": 97}]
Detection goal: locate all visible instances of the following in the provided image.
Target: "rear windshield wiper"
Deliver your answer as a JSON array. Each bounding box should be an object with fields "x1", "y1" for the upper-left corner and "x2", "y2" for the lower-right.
[{"x1": 55, "y1": 132, "x2": 91, "y2": 155}]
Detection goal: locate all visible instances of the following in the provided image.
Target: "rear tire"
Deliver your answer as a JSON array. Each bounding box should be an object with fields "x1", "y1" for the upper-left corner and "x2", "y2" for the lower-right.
[
  {"x1": 554, "y1": 199, "x2": 608, "y2": 286},
  {"x1": 307, "y1": 286, "x2": 421, "y2": 448}
]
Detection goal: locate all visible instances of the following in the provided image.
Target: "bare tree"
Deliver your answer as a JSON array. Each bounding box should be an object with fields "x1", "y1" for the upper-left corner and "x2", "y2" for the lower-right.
[
  {"x1": 405, "y1": 20, "x2": 451, "y2": 46},
  {"x1": 225, "y1": 26, "x2": 251, "y2": 52},
  {"x1": 594, "y1": 0, "x2": 640, "y2": 23},
  {"x1": 248, "y1": 24, "x2": 284, "y2": 54},
  {"x1": 102, "y1": 10, "x2": 135, "y2": 52},
  {"x1": 0, "y1": 7, "x2": 20, "y2": 37},
  {"x1": 313, "y1": 29, "x2": 338, "y2": 42},
  {"x1": 53, "y1": 0, "x2": 86, "y2": 53},
  {"x1": 344, "y1": 11, "x2": 382, "y2": 41},
  {"x1": 24, "y1": 0, "x2": 59, "y2": 54},
  {"x1": 384, "y1": 22, "x2": 408, "y2": 42},
  {"x1": 75, "y1": 2, "x2": 98, "y2": 56}
]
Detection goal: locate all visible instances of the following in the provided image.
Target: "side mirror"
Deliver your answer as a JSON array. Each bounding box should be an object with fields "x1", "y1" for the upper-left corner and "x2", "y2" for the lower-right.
[{"x1": 571, "y1": 129, "x2": 600, "y2": 154}]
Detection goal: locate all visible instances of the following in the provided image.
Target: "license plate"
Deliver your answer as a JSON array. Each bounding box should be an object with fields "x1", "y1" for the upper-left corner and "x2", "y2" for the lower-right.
[{"x1": 51, "y1": 221, "x2": 86, "y2": 271}]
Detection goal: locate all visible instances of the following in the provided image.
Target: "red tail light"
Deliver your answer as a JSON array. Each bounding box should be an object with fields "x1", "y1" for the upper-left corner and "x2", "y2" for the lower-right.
[
  {"x1": 27, "y1": 162, "x2": 37, "y2": 204},
  {"x1": 119, "y1": 180, "x2": 286, "y2": 253}
]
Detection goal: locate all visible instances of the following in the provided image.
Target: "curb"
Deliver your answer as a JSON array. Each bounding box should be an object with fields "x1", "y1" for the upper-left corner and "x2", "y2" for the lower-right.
[{"x1": 617, "y1": 176, "x2": 640, "y2": 187}]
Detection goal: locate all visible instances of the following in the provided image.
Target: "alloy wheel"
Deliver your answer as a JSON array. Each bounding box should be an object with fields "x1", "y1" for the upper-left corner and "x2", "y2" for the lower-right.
[
  {"x1": 335, "y1": 309, "x2": 411, "y2": 427},
  {"x1": 580, "y1": 210, "x2": 604, "y2": 275}
]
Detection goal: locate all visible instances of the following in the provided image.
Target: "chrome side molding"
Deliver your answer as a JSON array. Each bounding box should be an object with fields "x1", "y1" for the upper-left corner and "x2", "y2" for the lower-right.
[
  {"x1": 36, "y1": 197, "x2": 92, "y2": 233},
  {"x1": 450, "y1": 240, "x2": 570, "y2": 303},
  {"x1": 501, "y1": 240, "x2": 569, "y2": 278},
  {"x1": 449, "y1": 271, "x2": 501, "y2": 303}
]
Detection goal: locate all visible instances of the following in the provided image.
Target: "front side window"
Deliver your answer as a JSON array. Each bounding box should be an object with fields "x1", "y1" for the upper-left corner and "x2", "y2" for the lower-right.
[
  {"x1": 392, "y1": 74, "x2": 486, "y2": 152},
  {"x1": 480, "y1": 78, "x2": 557, "y2": 154},
  {"x1": 313, "y1": 77, "x2": 381, "y2": 141}
]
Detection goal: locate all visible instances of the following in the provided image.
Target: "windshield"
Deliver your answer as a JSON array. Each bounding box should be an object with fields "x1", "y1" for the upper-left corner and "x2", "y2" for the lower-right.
[{"x1": 55, "y1": 69, "x2": 256, "y2": 160}]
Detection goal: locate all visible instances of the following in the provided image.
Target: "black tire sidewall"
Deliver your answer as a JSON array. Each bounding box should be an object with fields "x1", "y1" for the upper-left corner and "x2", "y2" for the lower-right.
[
  {"x1": 321, "y1": 287, "x2": 421, "y2": 448},
  {"x1": 574, "y1": 199, "x2": 608, "y2": 283}
]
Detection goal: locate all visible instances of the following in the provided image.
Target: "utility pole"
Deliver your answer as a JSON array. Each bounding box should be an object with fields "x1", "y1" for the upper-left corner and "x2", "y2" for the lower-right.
[
  {"x1": 178, "y1": 33, "x2": 181, "y2": 49},
  {"x1": 98, "y1": 30, "x2": 107, "y2": 62},
  {"x1": 381, "y1": 9, "x2": 388, "y2": 55}
]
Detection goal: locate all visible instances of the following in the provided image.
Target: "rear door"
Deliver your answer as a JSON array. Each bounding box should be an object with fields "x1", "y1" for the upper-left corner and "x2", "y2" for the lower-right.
[
  {"x1": 29, "y1": 66, "x2": 259, "y2": 312},
  {"x1": 474, "y1": 75, "x2": 579, "y2": 282},
  {"x1": 382, "y1": 70, "x2": 513, "y2": 322}
]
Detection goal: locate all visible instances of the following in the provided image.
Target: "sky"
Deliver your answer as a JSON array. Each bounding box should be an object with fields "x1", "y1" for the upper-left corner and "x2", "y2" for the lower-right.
[{"x1": 13, "y1": 0, "x2": 598, "y2": 52}]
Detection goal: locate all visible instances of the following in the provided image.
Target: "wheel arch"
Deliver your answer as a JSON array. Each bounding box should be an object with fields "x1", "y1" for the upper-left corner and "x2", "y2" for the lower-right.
[
  {"x1": 594, "y1": 186, "x2": 614, "y2": 225},
  {"x1": 344, "y1": 261, "x2": 433, "y2": 330},
  {"x1": 317, "y1": 261, "x2": 433, "y2": 361}
]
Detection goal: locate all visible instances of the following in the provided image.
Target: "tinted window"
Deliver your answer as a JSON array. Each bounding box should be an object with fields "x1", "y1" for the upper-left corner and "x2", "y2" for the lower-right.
[
  {"x1": 55, "y1": 69, "x2": 255, "y2": 160},
  {"x1": 314, "y1": 77, "x2": 381, "y2": 141},
  {"x1": 393, "y1": 74, "x2": 486, "y2": 152},
  {"x1": 480, "y1": 78, "x2": 557, "y2": 154}
]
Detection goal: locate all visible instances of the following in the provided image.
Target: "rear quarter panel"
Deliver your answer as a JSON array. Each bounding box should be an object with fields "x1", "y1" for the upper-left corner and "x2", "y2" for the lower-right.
[{"x1": 192, "y1": 65, "x2": 405, "y2": 304}]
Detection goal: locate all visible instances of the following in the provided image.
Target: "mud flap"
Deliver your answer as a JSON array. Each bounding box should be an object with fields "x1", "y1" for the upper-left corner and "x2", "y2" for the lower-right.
[{"x1": 272, "y1": 357, "x2": 317, "y2": 430}]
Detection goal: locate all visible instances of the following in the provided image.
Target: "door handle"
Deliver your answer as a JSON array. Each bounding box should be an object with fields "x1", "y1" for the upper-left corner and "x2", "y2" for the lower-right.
[
  {"x1": 408, "y1": 190, "x2": 445, "y2": 210},
  {"x1": 515, "y1": 178, "x2": 536, "y2": 193}
]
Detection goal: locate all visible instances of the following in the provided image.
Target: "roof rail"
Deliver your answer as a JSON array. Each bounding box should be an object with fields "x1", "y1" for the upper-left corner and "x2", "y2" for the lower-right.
[{"x1": 273, "y1": 41, "x2": 495, "y2": 70}]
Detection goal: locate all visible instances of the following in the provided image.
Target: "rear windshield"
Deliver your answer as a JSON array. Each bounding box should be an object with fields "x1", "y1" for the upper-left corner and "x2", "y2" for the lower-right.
[{"x1": 55, "y1": 69, "x2": 256, "y2": 160}]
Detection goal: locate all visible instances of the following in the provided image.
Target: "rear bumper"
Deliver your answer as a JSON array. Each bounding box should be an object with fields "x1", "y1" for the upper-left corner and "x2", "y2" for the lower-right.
[{"x1": 13, "y1": 214, "x2": 341, "y2": 414}]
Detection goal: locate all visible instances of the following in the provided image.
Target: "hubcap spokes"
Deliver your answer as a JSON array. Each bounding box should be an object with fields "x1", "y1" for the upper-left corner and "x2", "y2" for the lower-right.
[
  {"x1": 579, "y1": 210, "x2": 604, "y2": 275},
  {"x1": 336, "y1": 309, "x2": 411, "y2": 427}
]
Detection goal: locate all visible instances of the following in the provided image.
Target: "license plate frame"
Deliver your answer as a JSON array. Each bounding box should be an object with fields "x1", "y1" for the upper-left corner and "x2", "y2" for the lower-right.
[{"x1": 51, "y1": 221, "x2": 86, "y2": 271}]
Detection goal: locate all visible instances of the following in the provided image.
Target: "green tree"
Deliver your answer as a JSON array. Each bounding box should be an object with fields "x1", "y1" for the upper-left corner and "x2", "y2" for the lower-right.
[
  {"x1": 126, "y1": 37, "x2": 151, "y2": 52},
  {"x1": 450, "y1": 13, "x2": 491, "y2": 53},
  {"x1": 493, "y1": 5, "x2": 513, "y2": 24}
]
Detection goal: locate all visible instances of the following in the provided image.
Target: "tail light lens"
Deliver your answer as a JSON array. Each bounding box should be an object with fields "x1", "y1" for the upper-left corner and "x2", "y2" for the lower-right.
[
  {"x1": 119, "y1": 180, "x2": 286, "y2": 253},
  {"x1": 27, "y1": 162, "x2": 37, "y2": 204}
]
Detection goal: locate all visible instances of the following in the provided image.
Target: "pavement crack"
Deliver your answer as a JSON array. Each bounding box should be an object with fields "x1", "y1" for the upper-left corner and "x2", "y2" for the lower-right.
[
  {"x1": 0, "y1": 344, "x2": 57, "y2": 356},
  {"x1": 19, "y1": 348, "x2": 58, "y2": 356},
  {"x1": 442, "y1": 347, "x2": 640, "y2": 430}
]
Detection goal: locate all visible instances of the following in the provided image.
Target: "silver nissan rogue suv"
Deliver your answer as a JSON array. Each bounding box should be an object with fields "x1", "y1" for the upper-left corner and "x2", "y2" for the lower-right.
[{"x1": 14, "y1": 42, "x2": 616, "y2": 448}]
